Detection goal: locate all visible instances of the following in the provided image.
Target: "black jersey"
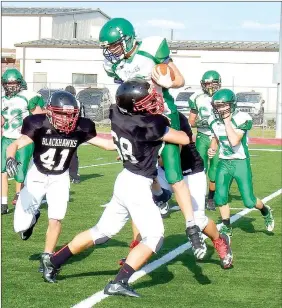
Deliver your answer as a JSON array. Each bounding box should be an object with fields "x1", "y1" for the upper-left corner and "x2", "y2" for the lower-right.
[
  {"x1": 110, "y1": 105, "x2": 169, "y2": 179},
  {"x1": 21, "y1": 114, "x2": 96, "y2": 175},
  {"x1": 179, "y1": 112, "x2": 204, "y2": 175}
]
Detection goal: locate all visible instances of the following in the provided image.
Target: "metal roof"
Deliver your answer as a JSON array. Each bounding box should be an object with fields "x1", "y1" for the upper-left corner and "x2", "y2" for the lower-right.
[
  {"x1": 2, "y1": 7, "x2": 111, "y2": 19},
  {"x1": 14, "y1": 39, "x2": 279, "y2": 52}
]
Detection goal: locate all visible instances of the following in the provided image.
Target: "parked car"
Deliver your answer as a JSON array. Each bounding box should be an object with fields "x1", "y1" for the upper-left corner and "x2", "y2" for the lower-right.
[
  {"x1": 37, "y1": 88, "x2": 62, "y2": 107},
  {"x1": 174, "y1": 87, "x2": 198, "y2": 116},
  {"x1": 236, "y1": 91, "x2": 265, "y2": 125},
  {"x1": 76, "y1": 87, "x2": 112, "y2": 122}
]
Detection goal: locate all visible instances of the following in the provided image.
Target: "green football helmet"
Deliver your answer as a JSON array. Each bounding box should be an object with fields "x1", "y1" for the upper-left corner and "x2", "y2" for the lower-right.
[
  {"x1": 201, "y1": 70, "x2": 221, "y2": 96},
  {"x1": 99, "y1": 18, "x2": 136, "y2": 63},
  {"x1": 2, "y1": 68, "x2": 24, "y2": 97},
  {"x1": 21, "y1": 79, "x2": 27, "y2": 91},
  {"x1": 211, "y1": 88, "x2": 236, "y2": 120}
]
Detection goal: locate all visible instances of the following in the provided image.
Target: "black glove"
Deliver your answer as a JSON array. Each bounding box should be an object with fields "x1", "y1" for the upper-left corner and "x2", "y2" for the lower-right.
[{"x1": 6, "y1": 157, "x2": 20, "y2": 178}]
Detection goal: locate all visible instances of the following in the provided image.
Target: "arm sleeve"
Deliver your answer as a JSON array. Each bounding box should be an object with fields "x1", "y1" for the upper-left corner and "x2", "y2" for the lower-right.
[
  {"x1": 21, "y1": 116, "x2": 38, "y2": 140},
  {"x1": 135, "y1": 115, "x2": 169, "y2": 142},
  {"x1": 80, "y1": 119, "x2": 97, "y2": 142},
  {"x1": 155, "y1": 38, "x2": 171, "y2": 63}
]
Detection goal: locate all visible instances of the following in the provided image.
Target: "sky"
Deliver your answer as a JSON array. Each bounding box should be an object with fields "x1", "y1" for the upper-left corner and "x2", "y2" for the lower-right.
[{"x1": 2, "y1": 1, "x2": 281, "y2": 41}]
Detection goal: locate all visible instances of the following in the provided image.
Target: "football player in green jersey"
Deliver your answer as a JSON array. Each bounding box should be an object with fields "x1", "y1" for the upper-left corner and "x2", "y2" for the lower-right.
[
  {"x1": 99, "y1": 18, "x2": 207, "y2": 258},
  {"x1": 1, "y1": 68, "x2": 44, "y2": 214},
  {"x1": 189, "y1": 70, "x2": 221, "y2": 211},
  {"x1": 207, "y1": 89, "x2": 274, "y2": 236}
]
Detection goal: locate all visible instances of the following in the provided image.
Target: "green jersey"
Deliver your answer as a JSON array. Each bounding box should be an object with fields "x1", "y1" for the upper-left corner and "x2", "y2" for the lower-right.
[
  {"x1": 1, "y1": 90, "x2": 44, "y2": 139},
  {"x1": 208, "y1": 111, "x2": 253, "y2": 160},
  {"x1": 103, "y1": 36, "x2": 175, "y2": 115},
  {"x1": 188, "y1": 90, "x2": 213, "y2": 136}
]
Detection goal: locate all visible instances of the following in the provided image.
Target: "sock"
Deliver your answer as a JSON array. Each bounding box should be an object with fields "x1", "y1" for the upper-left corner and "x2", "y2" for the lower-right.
[
  {"x1": 152, "y1": 189, "x2": 163, "y2": 196},
  {"x1": 208, "y1": 190, "x2": 215, "y2": 200},
  {"x1": 260, "y1": 204, "x2": 269, "y2": 216},
  {"x1": 2, "y1": 197, "x2": 8, "y2": 204},
  {"x1": 113, "y1": 263, "x2": 135, "y2": 284},
  {"x1": 186, "y1": 219, "x2": 196, "y2": 228},
  {"x1": 129, "y1": 240, "x2": 140, "y2": 250},
  {"x1": 50, "y1": 245, "x2": 73, "y2": 268},
  {"x1": 222, "y1": 219, "x2": 231, "y2": 227}
]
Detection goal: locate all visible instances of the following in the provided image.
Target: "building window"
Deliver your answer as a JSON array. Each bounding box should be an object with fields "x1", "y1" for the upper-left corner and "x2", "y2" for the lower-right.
[
  {"x1": 72, "y1": 73, "x2": 97, "y2": 86},
  {"x1": 73, "y1": 22, "x2": 77, "y2": 39}
]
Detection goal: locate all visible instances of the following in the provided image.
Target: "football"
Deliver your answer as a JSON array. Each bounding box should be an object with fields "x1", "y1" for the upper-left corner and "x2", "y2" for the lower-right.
[{"x1": 154, "y1": 63, "x2": 175, "y2": 81}]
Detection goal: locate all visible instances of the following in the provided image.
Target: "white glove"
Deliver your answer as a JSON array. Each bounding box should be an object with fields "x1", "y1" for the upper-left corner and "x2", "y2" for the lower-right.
[
  {"x1": 151, "y1": 66, "x2": 173, "y2": 89},
  {"x1": 208, "y1": 148, "x2": 216, "y2": 159}
]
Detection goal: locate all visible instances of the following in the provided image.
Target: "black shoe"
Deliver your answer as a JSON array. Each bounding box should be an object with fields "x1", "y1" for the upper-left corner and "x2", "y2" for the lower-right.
[
  {"x1": 206, "y1": 198, "x2": 216, "y2": 211},
  {"x1": 39, "y1": 253, "x2": 52, "y2": 273},
  {"x1": 104, "y1": 281, "x2": 140, "y2": 298},
  {"x1": 186, "y1": 225, "x2": 207, "y2": 260},
  {"x1": 41, "y1": 253, "x2": 61, "y2": 283},
  {"x1": 1, "y1": 204, "x2": 8, "y2": 215},
  {"x1": 20, "y1": 211, "x2": 41, "y2": 241}
]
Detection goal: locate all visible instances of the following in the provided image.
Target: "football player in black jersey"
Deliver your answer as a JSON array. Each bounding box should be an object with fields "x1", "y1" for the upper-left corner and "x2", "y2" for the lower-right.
[
  {"x1": 39, "y1": 79, "x2": 190, "y2": 298},
  {"x1": 157, "y1": 112, "x2": 233, "y2": 268},
  {"x1": 5, "y1": 90, "x2": 115, "y2": 271}
]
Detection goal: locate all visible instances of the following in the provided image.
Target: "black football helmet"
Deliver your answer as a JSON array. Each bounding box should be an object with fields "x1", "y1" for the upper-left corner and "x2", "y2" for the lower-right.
[
  {"x1": 46, "y1": 90, "x2": 79, "y2": 134},
  {"x1": 115, "y1": 78, "x2": 164, "y2": 115}
]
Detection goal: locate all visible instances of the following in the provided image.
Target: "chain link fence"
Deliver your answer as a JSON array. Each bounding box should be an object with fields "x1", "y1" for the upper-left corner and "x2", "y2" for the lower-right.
[{"x1": 26, "y1": 81, "x2": 279, "y2": 137}]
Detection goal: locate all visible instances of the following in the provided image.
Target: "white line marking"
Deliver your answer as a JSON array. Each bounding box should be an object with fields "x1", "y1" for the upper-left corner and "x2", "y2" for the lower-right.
[
  {"x1": 249, "y1": 149, "x2": 282, "y2": 152},
  {"x1": 72, "y1": 188, "x2": 282, "y2": 308}
]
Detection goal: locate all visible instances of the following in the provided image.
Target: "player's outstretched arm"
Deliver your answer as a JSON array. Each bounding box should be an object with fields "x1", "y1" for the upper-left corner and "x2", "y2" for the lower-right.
[
  {"x1": 188, "y1": 111, "x2": 197, "y2": 127},
  {"x1": 161, "y1": 127, "x2": 190, "y2": 145},
  {"x1": 87, "y1": 136, "x2": 116, "y2": 151},
  {"x1": 208, "y1": 137, "x2": 218, "y2": 158}
]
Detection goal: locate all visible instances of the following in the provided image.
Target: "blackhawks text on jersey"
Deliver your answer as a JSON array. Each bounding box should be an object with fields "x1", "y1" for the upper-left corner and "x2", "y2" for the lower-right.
[
  {"x1": 110, "y1": 105, "x2": 169, "y2": 179},
  {"x1": 21, "y1": 114, "x2": 96, "y2": 175},
  {"x1": 208, "y1": 111, "x2": 253, "y2": 160},
  {"x1": 178, "y1": 113, "x2": 205, "y2": 175},
  {"x1": 1, "y1": 90, "x2": 44, "y2": 139},
  {"x1": 188, "y1": 90, "x2": 213, "y2": 136},
  {"x1": 104, "y1": 36, "x2": 175, "y2": 116}
]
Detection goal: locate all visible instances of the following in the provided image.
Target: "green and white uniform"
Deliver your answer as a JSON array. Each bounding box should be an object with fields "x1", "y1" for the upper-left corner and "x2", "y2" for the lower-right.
[
  {"x1": 104, "y1": 36, "x2": 182, "y2": 184},
  {"x1": 188, "y1": 90, "x2": 219, "y2": 181},
  {"x1": 208, "y1": 111, "x2": 257, "y2": 208},
  {"x1": 1, "y1": 90, "x2": 44, "y2": 182}
]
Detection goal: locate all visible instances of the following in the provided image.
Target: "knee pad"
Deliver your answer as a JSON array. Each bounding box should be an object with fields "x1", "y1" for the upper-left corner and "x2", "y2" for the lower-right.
[
  {"x1": 195, "y1": 216, "x2": 209, "y2": 231},
  {"x1": 90, "y1": 226, "x2": 111, "y2": 245},
  {"x1": 141, "y1": 236, "x2": 164, "y2": 253}
]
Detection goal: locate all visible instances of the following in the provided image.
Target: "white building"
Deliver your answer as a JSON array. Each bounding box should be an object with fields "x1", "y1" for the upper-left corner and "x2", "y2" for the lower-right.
[
  {"x1": 1, "y1": 6, "x2": 110, "y2": 70},
  {"x1": 14, "y1": 39, "x2": 279, "y2": 118}
]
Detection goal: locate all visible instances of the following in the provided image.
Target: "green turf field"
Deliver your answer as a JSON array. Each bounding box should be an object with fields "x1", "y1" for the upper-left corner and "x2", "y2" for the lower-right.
[{"x1": 1, "y1": 144, "x2": 281, "y2": 308}]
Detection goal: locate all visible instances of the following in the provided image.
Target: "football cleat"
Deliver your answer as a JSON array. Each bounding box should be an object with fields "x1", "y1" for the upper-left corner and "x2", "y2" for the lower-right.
[
  {"x1": 213, "y1": 233, "x2": 233, "y2": 269},
  {"x1": 104, "y1": 281, "x2": 140, "y2": 297},
  {"x1": 263, "y1": 205, "x2": 274, "y2": 232},
  {"x1": 153, "y1": 189, "x2": 172, "y2": 218},
  {"x1": 205, "y1": 198, "x2": 216, "y2": 211},
  {"x1": 41, "y1": 253, "x2": 61, "y2": 283},
  {"x1": 1, "y1": 204, "x2": 9, "y2": 215},
  {"x1": 38, "y1": 253, "x2": 52, "y2": 273},
  {"x1": 186, "y1": 225, "x2": 207, "y2": 260},
  {"x1": 220, "y1": 225, "x2": 233, "y2": 237},
  {"x1": 12, "y1": 193, "x2": 20, "y2": 206},
  {"x1": 20, "y1": 211, "x2": 41, "y2": 241}
]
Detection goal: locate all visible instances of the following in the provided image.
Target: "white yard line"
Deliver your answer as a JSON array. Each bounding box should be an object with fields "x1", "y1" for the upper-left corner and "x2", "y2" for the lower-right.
[
  {"x1": 72, "y1": 188, "x2": 282, "y2": 308},
  {"x1": 249, "y1": 149, "x2": 282, "y2": 152}
]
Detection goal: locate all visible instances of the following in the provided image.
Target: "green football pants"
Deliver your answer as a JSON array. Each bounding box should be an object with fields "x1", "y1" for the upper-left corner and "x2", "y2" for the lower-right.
[
  {"x1": 214, "y1": 158, "x2": 257, "y2": 208},
  {"x1": 161, "y1": 89, "x2": 183, "y2": 184},
  {"x1": 196, "y1": 132, "x2": 219, "y2": 182},
  {"x1": 1, "y1": 136, "x2": 34, "y2": 183}
]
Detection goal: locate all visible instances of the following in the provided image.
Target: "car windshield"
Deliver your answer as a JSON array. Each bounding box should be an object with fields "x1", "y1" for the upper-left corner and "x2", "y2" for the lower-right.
[
  {"x1": 38, "y1": 89, "x2": 61, "y2": 105},
  {"x1": 176, "y1": 92, "x2": 195, "y2": 101},
  {"x1": 77, "y1": 89, "x2": 104, "y2": 105},
  {"x1": 236, "y1": 93, "x2": 261, "y2": 103}
]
